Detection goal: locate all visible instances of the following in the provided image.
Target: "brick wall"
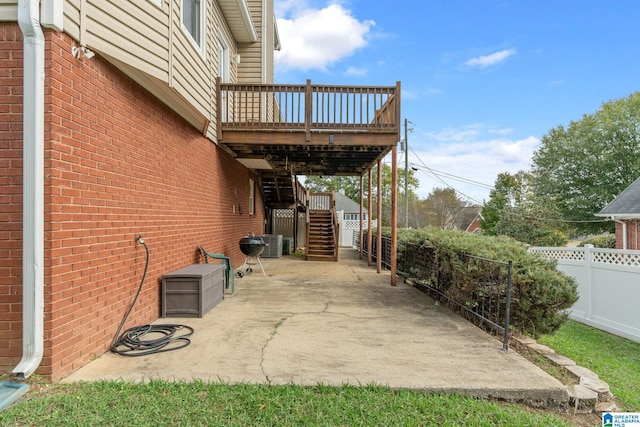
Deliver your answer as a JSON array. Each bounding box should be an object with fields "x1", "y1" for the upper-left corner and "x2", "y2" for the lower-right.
[
  {"x1": 0, "y1": 23, "x2": 24, "y2": 374},
  {"x1": 615, "y1": 220, "x2": 640, "y2": 250},
  {"x1": 3, "y1": 27, "x2": 265, "y2": 380}
]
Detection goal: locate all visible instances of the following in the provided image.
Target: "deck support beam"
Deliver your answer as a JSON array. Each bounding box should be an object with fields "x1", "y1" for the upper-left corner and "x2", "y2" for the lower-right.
[
  {"x1": 359, "y1": 175, "x2": 364, "y2": 261},
  {"x1": 367, "y1": 168, "x2": 373, "y2": 267},
  {"x1": 390, "y1": 144, "x2": 398, "y2": 286},
  {"x1": 376, "y1": 159, "x2": 382, "y2": 274}
]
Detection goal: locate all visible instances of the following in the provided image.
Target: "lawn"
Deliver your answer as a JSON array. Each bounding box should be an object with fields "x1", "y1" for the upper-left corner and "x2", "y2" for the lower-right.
[{"x1": 0, "y1": 381, "x2": 573, "y2": 426}]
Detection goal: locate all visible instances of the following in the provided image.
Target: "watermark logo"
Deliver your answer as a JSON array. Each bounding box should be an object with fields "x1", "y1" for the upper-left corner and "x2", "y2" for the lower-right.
[{"x1": 603, "y1": 412, "x2": 640, "y2": 427}]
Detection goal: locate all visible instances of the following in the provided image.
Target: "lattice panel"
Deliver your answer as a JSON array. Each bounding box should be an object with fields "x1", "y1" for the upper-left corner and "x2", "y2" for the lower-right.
[
  {"x1": 592, "y1": 250, "x2": 640, "y2": 267},
  {"x1": 343, "y1": 220, "x2": 364, "y2": 230},
  {"x1": 274, "y1": 209, "x2": 294, "y2": 219},
  {"x1": 529, "y1": 248, "x2": 585, "y2": 261},
  {"x1": 530, "y1": 247, "x2": 640, "y2": 267}
]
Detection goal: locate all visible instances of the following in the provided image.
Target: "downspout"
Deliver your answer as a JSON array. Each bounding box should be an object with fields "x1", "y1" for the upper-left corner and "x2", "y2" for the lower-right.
[
  {"x1": 14, "y1": 0, "x2": 45, "y2": 379},
  {"x1": 613, "y1": 218, "x2": 627, "y2": 250}
]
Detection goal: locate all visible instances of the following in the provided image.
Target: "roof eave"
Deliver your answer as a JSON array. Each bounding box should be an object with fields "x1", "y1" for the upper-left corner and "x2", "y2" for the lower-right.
[
  {"x1": 219, "y1": 0, "x2": 258, "y2": 43},
  {"x1": 594, "y1": 213, "x2": 640, "y2": 219}
]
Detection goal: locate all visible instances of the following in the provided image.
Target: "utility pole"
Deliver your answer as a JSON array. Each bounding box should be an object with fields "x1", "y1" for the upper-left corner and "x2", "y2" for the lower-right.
[{"x1": 403, "y1": 119, "x2": 413, "y2": 228}]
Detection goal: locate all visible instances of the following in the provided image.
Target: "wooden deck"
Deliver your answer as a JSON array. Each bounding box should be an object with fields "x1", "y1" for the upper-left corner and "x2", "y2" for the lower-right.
[{"x1": 216, "y1": 79, "x2": 401, "y2": 177}]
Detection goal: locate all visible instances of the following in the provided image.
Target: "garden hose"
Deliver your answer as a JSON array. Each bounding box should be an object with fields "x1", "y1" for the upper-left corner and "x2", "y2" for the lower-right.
[{"x1": 110, "y1": 236, "x2": 194, "y2": 357}]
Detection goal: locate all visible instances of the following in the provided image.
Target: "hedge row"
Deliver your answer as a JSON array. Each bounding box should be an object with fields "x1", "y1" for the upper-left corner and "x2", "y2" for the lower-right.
[{"x1": 375, "y1": 227, "x2": 578, "y2": 338}]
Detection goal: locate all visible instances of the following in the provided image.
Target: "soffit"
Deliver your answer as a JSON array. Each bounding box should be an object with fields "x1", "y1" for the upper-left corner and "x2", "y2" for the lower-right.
[{"x1": 218, "y1": 0, "x2": 258, "y2": 43}]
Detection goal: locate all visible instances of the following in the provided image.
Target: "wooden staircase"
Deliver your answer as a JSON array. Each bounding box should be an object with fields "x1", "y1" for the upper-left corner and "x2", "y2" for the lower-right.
[{"x1": 305, "y1": 192, "x2": 339, "y2": 262}]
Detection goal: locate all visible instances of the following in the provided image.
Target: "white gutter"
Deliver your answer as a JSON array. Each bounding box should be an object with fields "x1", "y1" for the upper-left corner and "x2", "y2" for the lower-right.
[
  {"x1": 14, "y1": 0, "x2": 45, "y2": 379},
  {"x1": 236, "y1": 0, "x2": 258, "y2": 42}
]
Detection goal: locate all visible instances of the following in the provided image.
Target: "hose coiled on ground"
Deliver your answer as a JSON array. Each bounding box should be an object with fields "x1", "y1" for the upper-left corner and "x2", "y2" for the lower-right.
[{"x1": 110, "y1": 237, "x2": 194, "y2": 356}]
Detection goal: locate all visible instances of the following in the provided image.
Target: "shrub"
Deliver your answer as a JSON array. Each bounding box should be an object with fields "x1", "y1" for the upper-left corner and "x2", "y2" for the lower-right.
[
  {"x1": 578, "y1": 233, "x2": 616, "y2": 248},
  {"x1": 371, "y1": 227, "x2": 578, "y2": 337}
]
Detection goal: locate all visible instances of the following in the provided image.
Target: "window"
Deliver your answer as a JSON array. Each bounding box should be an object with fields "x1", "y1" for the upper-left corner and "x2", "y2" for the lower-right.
[
  {"x1": 218, "y1": 36, "x2": 230, "y2": 120},
  {"x1": 182, "y1": 0, "x2": 203, "y2": 48},
  {"x1": 218, "y1": 36, "x2": 230, "y2": 83},
  {"x1": 249, "y1": 179, "x2": 255, "y2": 215}
]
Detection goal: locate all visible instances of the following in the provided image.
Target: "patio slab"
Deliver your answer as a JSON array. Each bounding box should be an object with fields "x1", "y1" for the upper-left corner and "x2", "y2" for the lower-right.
[{"x1": 63, "y1": 249, "x2": 568, "y2": 405}]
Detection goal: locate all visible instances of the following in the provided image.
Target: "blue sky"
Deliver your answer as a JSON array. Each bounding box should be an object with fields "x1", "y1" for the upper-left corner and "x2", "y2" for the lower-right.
[{"x1": 273, "y1": 0, "x2": 640, "y2": 204}]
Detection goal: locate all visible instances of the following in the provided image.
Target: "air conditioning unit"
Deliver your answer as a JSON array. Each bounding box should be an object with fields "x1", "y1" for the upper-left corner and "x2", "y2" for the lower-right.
[{"x1": 261, "y1": 234, "x2": 283, "y2": 258}]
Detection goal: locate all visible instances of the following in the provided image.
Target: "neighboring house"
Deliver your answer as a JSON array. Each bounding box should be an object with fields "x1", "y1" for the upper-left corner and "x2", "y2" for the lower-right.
[
  {"x1": 455, "y1": 207, "x2": 482, "y2": 233},
  {"x1": 335, "y1": 192, "x2": 368, "y2": 222},
  {"x1": 1, "y1": 1, "x2": 401, "y2": 380},
  {"x1": 596, "y1": 176, "x2": 640, "y2": 250},
  {"x1": 335, "y1": 192, "x2": 368, "y2": 247}
]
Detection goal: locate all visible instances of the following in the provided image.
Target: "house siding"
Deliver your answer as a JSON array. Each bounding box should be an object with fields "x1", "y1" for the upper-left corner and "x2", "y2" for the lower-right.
[
  {"x1": 62, "y1": 0, "x2": 169, "y2": 81},
  {"x1": 0, "y1": 1, "x2": 17, "y2": 21},
  {"x1": 237, "y1": 0, "x2": 263, "y2": 83},
  {"x1": 2, "y1": 27, "x2": 265, "y2": 380},
  {"x1": 238, "y1": 0, "x2": 274, "y2": 84},
  {"x1": 3, "y1": 1, "x2": 263, "y2": 141}
]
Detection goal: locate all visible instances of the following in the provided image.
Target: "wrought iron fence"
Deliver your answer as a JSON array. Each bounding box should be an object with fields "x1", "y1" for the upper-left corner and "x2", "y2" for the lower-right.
[{"x1": 356, "y1": 232, "x2": 513, "y2": 350}]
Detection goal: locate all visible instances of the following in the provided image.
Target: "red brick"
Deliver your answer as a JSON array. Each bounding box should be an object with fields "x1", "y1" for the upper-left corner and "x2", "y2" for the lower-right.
[{"x1": 1, "y1": 27, "x2": 265, "y2": 381}]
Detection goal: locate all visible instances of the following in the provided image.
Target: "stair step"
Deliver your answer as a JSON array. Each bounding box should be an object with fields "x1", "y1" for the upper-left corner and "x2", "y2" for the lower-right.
[{"x1": 306, "y1": 254, "x2": 338, "y2": 262}]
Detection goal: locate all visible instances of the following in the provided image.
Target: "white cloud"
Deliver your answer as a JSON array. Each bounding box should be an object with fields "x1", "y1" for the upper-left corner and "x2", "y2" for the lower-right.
[
  {"x1": 407, "y1": 124, "x2": 539, "y2": 203},
  {"x1": 275, "y1": 3, "x2": 375, "y2": 71},
  {"x1": 465, "y1": 49, "x2": 516, "y2": 68},
  {"x1": 489, "y1": 127, "x2": 513, "y2": 135},
  {"x1": 345, "y1": 66, "x2": 367, "y2": 76}
]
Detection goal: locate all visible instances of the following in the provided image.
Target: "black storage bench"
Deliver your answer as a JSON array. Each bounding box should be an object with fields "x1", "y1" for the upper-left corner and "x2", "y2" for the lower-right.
[{"x1": 161, "y1": 263, "x2": 225, "y2": 318}]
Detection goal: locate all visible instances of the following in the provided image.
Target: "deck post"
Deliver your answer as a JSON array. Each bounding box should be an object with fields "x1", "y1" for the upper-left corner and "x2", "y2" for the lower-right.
[
  {"x1": 367, "y1": 168, "x2": 373, "y2": 267},
  {"x1": 359, "y1": 175, "x2": 364, "y2": 260},
  {"x1": 216, "y1": 77, "x2": 222, "y2": 141},
  {"x1": 376, "y1": 159, "x2": 382, "y2": 274},
  {"x1": 395, "y1": 81, "x2": 402, "y2": 141},
  {"x1": 305, "y1": 79, "x2": 312, "y2": 141},
  {"x1": 390, "y1": 144, "x2": 398, "y2": 286}
]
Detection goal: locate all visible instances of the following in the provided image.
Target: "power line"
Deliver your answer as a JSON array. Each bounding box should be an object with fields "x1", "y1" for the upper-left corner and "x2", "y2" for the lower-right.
[
  {"x1": 408, "y1": 148, "x2": 493, "y2": 189},
  {"x1": 410, "y1": 163, "x2": 493, "y2": 189},
  {"x1": 409, "y1": 148, "x2": 485, "y2": 205},
  {"x1": 520, "y1": 215, "x2": 609, "y2": 224}
]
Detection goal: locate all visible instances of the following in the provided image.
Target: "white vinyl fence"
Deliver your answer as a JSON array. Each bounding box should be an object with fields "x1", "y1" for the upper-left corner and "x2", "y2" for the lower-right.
[
  {"x1": 529, "y1": 245, "x2": 640, "y2": 343},
  {"x1": 337, "y1": 211, "x2": 376, "y2": 247}
]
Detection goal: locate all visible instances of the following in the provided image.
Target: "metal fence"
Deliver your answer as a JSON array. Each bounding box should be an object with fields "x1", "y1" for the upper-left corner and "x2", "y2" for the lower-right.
[{"x1": 356, "y1": 232, "x2": 513, "y2": 350}]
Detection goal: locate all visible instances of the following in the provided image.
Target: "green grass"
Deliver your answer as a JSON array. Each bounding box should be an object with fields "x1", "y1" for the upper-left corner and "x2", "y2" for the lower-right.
[
  {"x1": 538, "y1": 319, "x2": 640, "y2": 411},
  {"x1": 0, "y1": 382, "x2": 572, "y2": 427}
]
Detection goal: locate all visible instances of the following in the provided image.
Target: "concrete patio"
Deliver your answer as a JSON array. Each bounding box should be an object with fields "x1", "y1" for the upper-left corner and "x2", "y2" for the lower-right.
[{"x1": 63, "y1": 249, "x2": 568, "y2": 405}]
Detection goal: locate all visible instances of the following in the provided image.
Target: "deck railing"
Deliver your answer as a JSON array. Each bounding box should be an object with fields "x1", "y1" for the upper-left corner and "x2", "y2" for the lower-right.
[
  {"x1": 294, "y1": 176, "x2": 307, "y2": 208},
  {"x1": 217, "y1": 79, "x2": 401, "y2": 141}
]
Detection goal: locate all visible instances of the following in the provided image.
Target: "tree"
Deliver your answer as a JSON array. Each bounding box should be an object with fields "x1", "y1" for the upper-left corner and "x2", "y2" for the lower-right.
[
  {"x1": 482, "y1": 171, "x2": 572, "y2": 245},
  {"x1": 481, "y1": 171, "x2": 528, "y2": 235},
  {"x1": 303, "y1": 176, "x2": 361, "y2": 200},
  {"x1": 531, "y1": 92, "x2": 640, "y2": 234},
  {"x1": 304, "y1": 165, "x2": 420, "y2": 227},
  {"x1": 494, "y1": 199, "x2": 571, "y2": 246},
  {"x1": 420, "y1": 187, "x2": 471, "y2": 230},
  {"x1": 376, "y1": 164, "x2": 420, "y2": 227}
]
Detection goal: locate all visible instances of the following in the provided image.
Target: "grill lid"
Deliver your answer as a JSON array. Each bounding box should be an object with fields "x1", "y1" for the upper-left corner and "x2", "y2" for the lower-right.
[{"x1": 239, "y1": 232, "x2": 266, "y2": 257}]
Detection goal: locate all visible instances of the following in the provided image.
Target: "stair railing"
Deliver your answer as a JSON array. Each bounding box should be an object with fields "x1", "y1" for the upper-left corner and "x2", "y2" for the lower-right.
[
  {"x1": 305, "y1": 189, "x2": 311, "y2": 259},
  {"x1": 330, "y1": 190, "x2": 339, "y2": 261}
]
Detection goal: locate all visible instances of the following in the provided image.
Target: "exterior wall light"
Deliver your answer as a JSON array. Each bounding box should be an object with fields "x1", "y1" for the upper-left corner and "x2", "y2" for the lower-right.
[{"x1": 71, "y1": 46, "x2": 95, "y2": 59}]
